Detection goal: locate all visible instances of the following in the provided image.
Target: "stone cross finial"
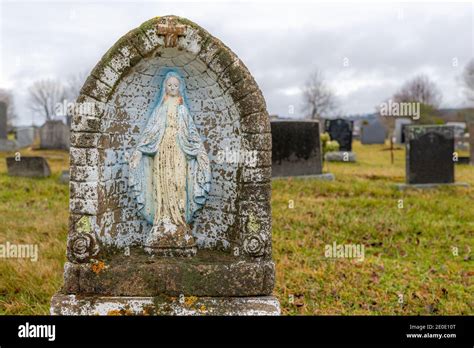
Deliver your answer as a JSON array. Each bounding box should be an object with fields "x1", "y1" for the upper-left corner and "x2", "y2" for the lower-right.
[{"x1": 157, "y1": 20, "x2": 186, "y2": 47}]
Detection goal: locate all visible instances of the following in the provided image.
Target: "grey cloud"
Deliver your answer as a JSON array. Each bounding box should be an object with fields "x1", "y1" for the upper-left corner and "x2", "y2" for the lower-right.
[{"x1": 0, "y1": 1, "x2": 472, "y2": 125}]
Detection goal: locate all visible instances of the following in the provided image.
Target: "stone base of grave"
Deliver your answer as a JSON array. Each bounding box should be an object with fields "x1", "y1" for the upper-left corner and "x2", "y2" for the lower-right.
[
  {"x1": 50, "y1": 294, "x2": 280, "y2": 316},
  {"x1": 273, "y1": 173, "x2": 335, "y2": 181},
  {"x1": 396, "y1": 182, "x2": 470, "y2": 190},
  {"x1": 59, "y1": 250, "x2": 275, "y2": 297},
  {"x1": 455, "y1": 156, "x2": 470, "y2": 165},
  {"x1": 325, "y1": 151, "x2": 356, "y2": 162}
]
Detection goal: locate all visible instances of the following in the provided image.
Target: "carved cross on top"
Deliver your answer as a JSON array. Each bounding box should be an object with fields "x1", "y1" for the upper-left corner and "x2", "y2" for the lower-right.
[{"x1": 157, "y1": 21, "x2": 186, "y2": 48}]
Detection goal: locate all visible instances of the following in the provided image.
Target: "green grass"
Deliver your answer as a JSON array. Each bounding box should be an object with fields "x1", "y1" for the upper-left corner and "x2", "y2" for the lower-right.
[
  {"x1": 0, "y1": 148, "x2": 69, "y2": 314},
  {"x1": 0, "y1": 142, "x2": 472, "y2": 315},
  {"x1": 273, "y1": 142, "x2": 474, "y2": 315}
]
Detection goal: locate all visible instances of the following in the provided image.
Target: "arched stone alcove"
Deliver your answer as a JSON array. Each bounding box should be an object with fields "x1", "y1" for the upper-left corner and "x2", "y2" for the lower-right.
[{"x1": 68, "y1": 15, "x2": 272, "y2": 259}]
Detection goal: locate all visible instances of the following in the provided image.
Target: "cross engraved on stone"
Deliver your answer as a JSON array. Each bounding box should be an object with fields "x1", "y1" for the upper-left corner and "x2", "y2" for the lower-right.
[
  {"x1": 157, "y1": 21, "x2": 186, "y2": 47},
  {"x1": 428, "y1": 132, "x2": 437, "y2": 144}
]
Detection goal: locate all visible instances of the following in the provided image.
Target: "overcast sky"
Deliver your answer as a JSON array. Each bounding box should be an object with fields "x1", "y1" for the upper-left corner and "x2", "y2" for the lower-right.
[{"x1": 0, "y1": 0, "x2": 473, "y2": 125}]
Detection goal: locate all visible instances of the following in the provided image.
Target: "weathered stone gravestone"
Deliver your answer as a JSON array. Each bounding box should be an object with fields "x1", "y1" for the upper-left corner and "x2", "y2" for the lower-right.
[
  {"x1": 15, "y1": 126, "x2": 36, "y2": 148},
  {"x1": 469, "y1": 123, "x2": 474, "y2": 166},
  {"x1": 50, "y1": 15, "x2": 279, "y2": 315},
  {"x1": 360, "y1": 118, "x2": 387, "y2": 145},
  {"x1": 324, "y1": 118, "x2": 356, "y2": 162},
  {"x1": 6, "y1": 157, "x2": 51, "y2": 177},
  {"x1": 397, "y1": 125, "x2": 468, "y2": 189},
  {"x1": 394, "y1": 118, "x2": 412, "y2": 144},
  {"x1": 271, "y1": 120, "x2": 333, "y2": 180},
  {"x1": 39, "y1": 120, "x2": 70, "y2": 150}
]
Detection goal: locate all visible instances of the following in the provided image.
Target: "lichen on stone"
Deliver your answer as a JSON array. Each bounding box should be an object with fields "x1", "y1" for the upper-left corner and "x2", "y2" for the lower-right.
[{"x1": 76, "y1": 215, "x2": 92, "y2": 234}]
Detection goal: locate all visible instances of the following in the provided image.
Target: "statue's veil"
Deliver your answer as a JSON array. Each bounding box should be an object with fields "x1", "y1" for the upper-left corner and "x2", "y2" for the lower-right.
[{"x1": 152, "y1": 68, "x2": 191, "y2": 113}]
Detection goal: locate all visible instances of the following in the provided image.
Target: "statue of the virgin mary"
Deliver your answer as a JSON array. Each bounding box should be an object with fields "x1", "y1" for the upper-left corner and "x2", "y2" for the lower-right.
[{"x1": 128, "y1": 70, "x2": 211, "y2": 257}]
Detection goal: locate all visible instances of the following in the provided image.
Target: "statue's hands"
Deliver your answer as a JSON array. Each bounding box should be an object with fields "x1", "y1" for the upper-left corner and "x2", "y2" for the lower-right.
[{"x1": 129, "y1": 150, "x2": 142, "y2": 169}]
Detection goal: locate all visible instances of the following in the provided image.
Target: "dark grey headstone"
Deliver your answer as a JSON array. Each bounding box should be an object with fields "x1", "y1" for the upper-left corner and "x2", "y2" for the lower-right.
[
  {"x1": 324, "y1": 119, "x2": 353, "y2": 151},
  {"x1": 0, "y1": 101, "x2": 7, "y2": 139},
  {"x1": 6, "y1": 156, "x2": 51, "y2": 177},
  {"x1": 271, "y1": 120, "x2": 322, "y2": 177},
  {"x1": 406, "y1": 125, "x2": 454, "y2": 184},
  {"x1": 361, "y1": 119, "x2": 387, "y2": 144}
]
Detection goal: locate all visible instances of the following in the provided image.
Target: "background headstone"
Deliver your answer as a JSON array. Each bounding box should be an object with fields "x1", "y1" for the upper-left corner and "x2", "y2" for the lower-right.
[
  {"x1": 272, "y1": 120, "x2": 329, "y2": 177},
  {"x1": 325, "y1": 151, "x2": 356, "y2": 162},
  {"x1": 51, "y1": 15, "x2": 279, "y2": 316},
  {"x1": 6, "y1": 157, "x2": 51, "y2": 177},
  {"x1": 360, "y1": 118, "x2": 387, "y2": 144},
  {"x1": 0, "y1": 102, "x2": 7, "y2": 139},
  {"x1": 15, "y1": 126, "x2": 36, "y2": 148},
  {"x1": 470, "y1": 123, "x2": 474, "y2": 166},
  {"x1": 0, "y1": 102, "x2": 18, "y2": 151},
  {"x1": 324, "y1": 118, "x2": 353, "y2": 151},
  {"x1": 394, "y1": 118, "x2": 412, "y2": 144},
  {"x1": 39, "y1": 120, "x2": 70, "y2": 150},
  {"x1": 406, "y1": 125, "x2": 454, "y2": 184}
]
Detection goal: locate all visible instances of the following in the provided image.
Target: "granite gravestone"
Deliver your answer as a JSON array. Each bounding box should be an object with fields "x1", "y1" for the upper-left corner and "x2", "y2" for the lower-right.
[
  {"x1": 39, "y1": 120, "x2": 70, "y2": 150},
  {"x1": 360, "y1": 119, "x2": 387, "y2": 145},
  {"x1": 271, "y1": 120, "x2": 333, "y2": 179},
  {"x1": 405, "y1": 125, "x2": 455, "y2": 185},
  {"x1": 325, "y1": 118, "x2": 353, "y2": 151},
  {"x1": 50, "y1": 15, "x2": 279, "y2": 316},
  {"x1": 6, "y1": 157, "x2": 51, "y2": 177}
]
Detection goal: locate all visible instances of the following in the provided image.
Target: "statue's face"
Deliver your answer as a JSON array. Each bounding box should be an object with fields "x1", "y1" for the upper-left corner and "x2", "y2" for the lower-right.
[{"x1": 165, "y1": 76, "x2": 180, "y2": 97}]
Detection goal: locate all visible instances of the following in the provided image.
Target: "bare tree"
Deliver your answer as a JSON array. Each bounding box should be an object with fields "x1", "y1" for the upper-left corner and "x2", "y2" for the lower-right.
[
  {"x1": 301, "y1": 69, "x2": 337, "y2": 119},
  {"x1": 393, "y1": 74, "x2": 442, "y2": 108},
  {"x1": 462, "y1": 59, "x2": 474, "y2": 103},
  {"x1": 28, "y1": 79, "x2": 66, "y2": 121},
  {"x1": 65, "y1": 71, "x2": 88, "y2": 102},
  {"x1": 0, "y1": 88, "x2": 17, "y2": 129}
]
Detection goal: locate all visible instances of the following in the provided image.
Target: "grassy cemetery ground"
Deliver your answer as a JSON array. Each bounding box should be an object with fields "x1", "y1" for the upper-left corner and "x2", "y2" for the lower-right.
[{"x1": 0, "y1": 142, "x2": 472, "y2": 315}]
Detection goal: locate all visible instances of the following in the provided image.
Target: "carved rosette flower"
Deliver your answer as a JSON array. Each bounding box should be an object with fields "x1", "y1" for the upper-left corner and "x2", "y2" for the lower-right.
[
  {"x1": 67, "y1": 232, "x2": 99, "y2": 263},
  {"x1": 243, "y1": 234, "x2": 265, "y2": 257}
]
